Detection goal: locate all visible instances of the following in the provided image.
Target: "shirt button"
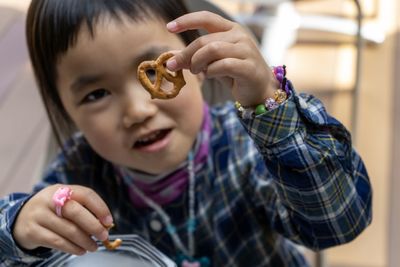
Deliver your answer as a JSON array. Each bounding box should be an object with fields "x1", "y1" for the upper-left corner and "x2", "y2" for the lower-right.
[{"x1": 150, "y1": 219, "x2": 163, "y2": 232}]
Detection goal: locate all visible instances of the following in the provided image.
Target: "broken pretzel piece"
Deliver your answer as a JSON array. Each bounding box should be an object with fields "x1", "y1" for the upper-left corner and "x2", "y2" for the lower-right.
[
  {"x1": 102, "y1": 224, "x2": 122, "y2": 250},
  {"x1": 137, "y1": 52, "x2": 186, "y2": 99},
  {"x1": 102, "y1": 238, "x2": 122, "y2": 250}
]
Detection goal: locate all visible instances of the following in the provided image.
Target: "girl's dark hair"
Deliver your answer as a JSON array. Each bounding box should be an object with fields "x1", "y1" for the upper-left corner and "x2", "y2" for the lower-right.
[{"x1": 26, "y1": 0, "x2": 199, "y2": 149}]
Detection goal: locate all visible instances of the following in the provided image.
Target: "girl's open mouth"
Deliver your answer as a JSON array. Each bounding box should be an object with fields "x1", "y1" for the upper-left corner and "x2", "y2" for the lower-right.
[{"x1": 133, "y1": 129, "x2": 172, "y2": 151}]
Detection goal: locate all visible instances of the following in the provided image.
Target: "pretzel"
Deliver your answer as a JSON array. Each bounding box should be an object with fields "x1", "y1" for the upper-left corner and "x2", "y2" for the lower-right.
[
  {"x1": 102, "y1": 238, "x2": 122, "y2": 250},
  {"x1": 102, "y1": 224, "x2": 122, "y2": 250},
  {"x1": 137, "y1": 52, "x2": 186, "y2": 99}
]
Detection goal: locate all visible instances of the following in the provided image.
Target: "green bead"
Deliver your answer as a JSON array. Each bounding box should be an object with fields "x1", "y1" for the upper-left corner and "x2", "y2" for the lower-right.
[
  {"x1": 255, "y1": 104, "x2": 267, "y2": 115},
  {"x1": 234, "y1": 101, "x2": 242, "y2": 109}
]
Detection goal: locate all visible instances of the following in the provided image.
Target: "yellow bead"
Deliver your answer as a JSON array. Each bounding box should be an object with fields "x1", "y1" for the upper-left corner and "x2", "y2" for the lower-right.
[
  {"x1": 274, "y1": 89, "x2": 287, "y2": 104},
  {"x1": 234, "y1": 101, "x2": 242, "y2": 109}
]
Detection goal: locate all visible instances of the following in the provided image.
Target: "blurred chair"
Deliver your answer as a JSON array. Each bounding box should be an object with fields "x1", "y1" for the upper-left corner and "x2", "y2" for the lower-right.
[{"x1": 232, "y1": 0, "x2": 383, "y2": 137}]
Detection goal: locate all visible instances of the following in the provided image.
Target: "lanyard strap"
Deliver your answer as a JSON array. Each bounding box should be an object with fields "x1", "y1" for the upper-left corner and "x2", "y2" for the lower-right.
[{"x1": 129, "y1": 152, "x2": 196, "y2": 257}]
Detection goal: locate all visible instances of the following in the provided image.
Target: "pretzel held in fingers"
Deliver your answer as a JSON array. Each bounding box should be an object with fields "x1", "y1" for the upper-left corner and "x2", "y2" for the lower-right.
[
  {"x1": 137, "y1": 52, "x2": 186, "y2": 99},
  {"x1": 102, "y1": 238, "x2": 122, "y2": 250},
  {"x1": 102, "y1": 224, "x2": 122, "y2": 250}
]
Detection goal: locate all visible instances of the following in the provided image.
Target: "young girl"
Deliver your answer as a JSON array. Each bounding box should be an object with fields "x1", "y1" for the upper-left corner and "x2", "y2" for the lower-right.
[{"x1": 0, "y1": 0, "x2": 372, "y2": 266}]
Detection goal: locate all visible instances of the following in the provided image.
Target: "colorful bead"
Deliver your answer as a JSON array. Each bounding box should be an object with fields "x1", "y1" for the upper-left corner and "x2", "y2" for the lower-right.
[
  {"x1": 234, "y1": 101, "x2": 241, "y2": 109},
  {"x1": 275, "y1": 73, "x2": 284, "y2": 83},
  {"x1": 265, "y1": 98, "x2": 279, "y2": 110},
  {"x1": 242, "y1": 108, "x2": 254, "y2": 119},
  {"x1": 235, "y1": 65, "x2": 290, "y2": 118},
  {"x1": 274, "y1": 89, "x2": 287, "y2": 104},
  {"x1": 255, "y1": 104, "x2": 267, "y2": 115}
]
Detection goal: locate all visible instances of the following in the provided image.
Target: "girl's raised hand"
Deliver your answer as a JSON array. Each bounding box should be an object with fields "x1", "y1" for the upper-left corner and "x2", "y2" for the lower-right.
[
  {"x1": 12, "y1": 184, "x2": 113, "y2": 255},
  {"x1": 166, "y1": 11, "x2": 278, "y2": 107}
]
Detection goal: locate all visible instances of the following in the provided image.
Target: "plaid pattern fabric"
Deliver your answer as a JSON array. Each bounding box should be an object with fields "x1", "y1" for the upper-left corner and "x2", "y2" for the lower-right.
[{"x1": 0, "y1": 88, "x2": 372, "y2": 267}]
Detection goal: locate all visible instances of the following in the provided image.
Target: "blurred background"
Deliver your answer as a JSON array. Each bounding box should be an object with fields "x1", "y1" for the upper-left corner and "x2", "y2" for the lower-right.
[{"x1": 0, "y1": 0, "x2": 398, "y2": 267}]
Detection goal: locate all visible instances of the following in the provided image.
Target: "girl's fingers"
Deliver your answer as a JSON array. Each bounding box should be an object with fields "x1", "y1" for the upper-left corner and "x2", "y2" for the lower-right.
[
  {"x1": 14, "y1": 185, "x2": 111, "y2": 253},
  {"x1": 167, "y1": 31, "x2": 240, "y2": 71},
  {"x1": 206, "y1": 58, "x2": 272, "y2": 106},
  {"x1": 59, "y1": 199, "x2": 109, "y2": 242},
  {"x1": 41, "y1": 212, "x2": 99, "y2": 252},
  {"x1": 205, "y1": 58, "x2": 250, "y2": 80},
  {"x1": 167, "y1": 11, "x2": 233, "y2": 34},
  {"x1": 60, "y1": 185, "x2": 113, "y2": 226},
  {"x1": 166, "y1": 11, "x2": 243, "y2": 72},
  {"x1": 34, "y1": 225, "x2": 87, "y2": 256},
  {"x1": 190, "y1": 42, "x2": 249, "y2": 74}
]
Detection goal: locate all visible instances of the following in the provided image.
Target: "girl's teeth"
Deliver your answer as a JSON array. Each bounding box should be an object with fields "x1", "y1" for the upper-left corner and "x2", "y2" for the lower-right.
[
  {"x1": 133, "y1": 129, "x2": 171, "y2": 149},
  {"x1": 138, "y1": 131, "x2": 160, "y2": 142}
]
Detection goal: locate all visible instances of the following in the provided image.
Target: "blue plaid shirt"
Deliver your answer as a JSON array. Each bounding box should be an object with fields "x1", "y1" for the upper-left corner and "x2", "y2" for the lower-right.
[{"x1": 0, "y1": 89, "x2": 372, "y2": 266}]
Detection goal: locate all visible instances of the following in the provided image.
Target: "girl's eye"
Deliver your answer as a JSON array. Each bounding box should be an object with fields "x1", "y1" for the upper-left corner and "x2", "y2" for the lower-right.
[{"x1": 81, "y1": 88, "x2": 110, "y2": 104}]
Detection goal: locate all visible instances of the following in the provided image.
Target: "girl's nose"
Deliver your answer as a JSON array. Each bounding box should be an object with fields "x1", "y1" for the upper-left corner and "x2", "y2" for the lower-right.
[{"x1": 122, "y1": 88, "x2": 158, "y2": 128}]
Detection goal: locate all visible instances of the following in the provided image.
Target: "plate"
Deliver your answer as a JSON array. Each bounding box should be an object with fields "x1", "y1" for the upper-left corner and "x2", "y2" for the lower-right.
[{"x1": 37, "y1": 234, "x2": 176, "y2": 267}]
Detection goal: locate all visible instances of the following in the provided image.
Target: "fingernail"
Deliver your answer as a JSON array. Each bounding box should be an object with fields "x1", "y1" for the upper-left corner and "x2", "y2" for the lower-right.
[
  {"x1": 166, "y1": 21, "x2": 178, "y2": 31},
  {"x1": 166, "y1": 59, "x2": 178, "y2": 71},
  {"x1": 102, "y1": 215, "x2": 113, "y2": 226},
  {"x1": 99, "y1": 230, "x2": 109, "y2": 242},
  {"x1": 76, "y1": 249, "x2": 87, "y2": 256}
]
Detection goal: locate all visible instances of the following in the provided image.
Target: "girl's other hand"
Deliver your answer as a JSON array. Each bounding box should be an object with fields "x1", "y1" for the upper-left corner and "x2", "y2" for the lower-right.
[
  {"x1": 12, "y1": 184, "x2": 113, "y2": 255},
  {"x1": 166, "y1": 11, "x2": 278, "y2": 107}
]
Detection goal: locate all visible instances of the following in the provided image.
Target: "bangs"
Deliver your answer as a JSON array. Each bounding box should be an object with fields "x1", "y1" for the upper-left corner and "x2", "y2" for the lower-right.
[{"x1": 32, "y1": 0, "x2": 186, "y2": 60}]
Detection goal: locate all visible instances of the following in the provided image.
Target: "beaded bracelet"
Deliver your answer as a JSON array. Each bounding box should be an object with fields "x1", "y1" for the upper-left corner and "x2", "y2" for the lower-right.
[{"x1": 236, "y1": 65, "x2": 290, "y2": 119}]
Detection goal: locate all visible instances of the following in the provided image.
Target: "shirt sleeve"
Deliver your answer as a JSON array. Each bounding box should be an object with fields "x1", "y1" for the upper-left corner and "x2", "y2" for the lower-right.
[
  {"x1": 239, "y1": 82, "x2": 372, "y2": 250},
  {"x1": 0, "y1": 136, "x2": 103, "y2": 265},
  {"x1": 0, "y1": 159, "x2": 68, "y2": 265},
  {"x1": 0, "y1": 192, "x2": 54, "y2": 266}
]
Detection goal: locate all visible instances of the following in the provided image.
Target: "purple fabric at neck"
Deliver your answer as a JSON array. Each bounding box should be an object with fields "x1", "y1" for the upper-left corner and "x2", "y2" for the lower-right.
[{"x1": 118, "y1": 103, "x2": 211, "y2": 208}]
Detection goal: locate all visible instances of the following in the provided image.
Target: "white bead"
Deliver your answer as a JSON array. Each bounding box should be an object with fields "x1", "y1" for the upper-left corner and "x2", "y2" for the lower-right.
[
  {"x1": 242, "y1": 109, "x2": 253, "y2": 119},
  {"x1": 150, "y1": 219, "x2": 163, "y2": 232}
]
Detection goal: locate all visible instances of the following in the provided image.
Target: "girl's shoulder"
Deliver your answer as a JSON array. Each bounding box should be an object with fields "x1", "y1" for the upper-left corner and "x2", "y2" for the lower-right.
[
  {"x1": 38, "y1": 133, "x2": 117, "y2": 195},
  {"x1": 46, "y1": 132, "x2": 108, "y2": 176},
  {"x1": 61, "y1": 132, "x2": 98, "y2": 162}
]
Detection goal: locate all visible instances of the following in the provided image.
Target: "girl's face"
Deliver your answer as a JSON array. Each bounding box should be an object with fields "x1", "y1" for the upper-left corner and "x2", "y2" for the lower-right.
[{"x1": 56, "y1": 16, "x2": 204, "y2": 174}]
